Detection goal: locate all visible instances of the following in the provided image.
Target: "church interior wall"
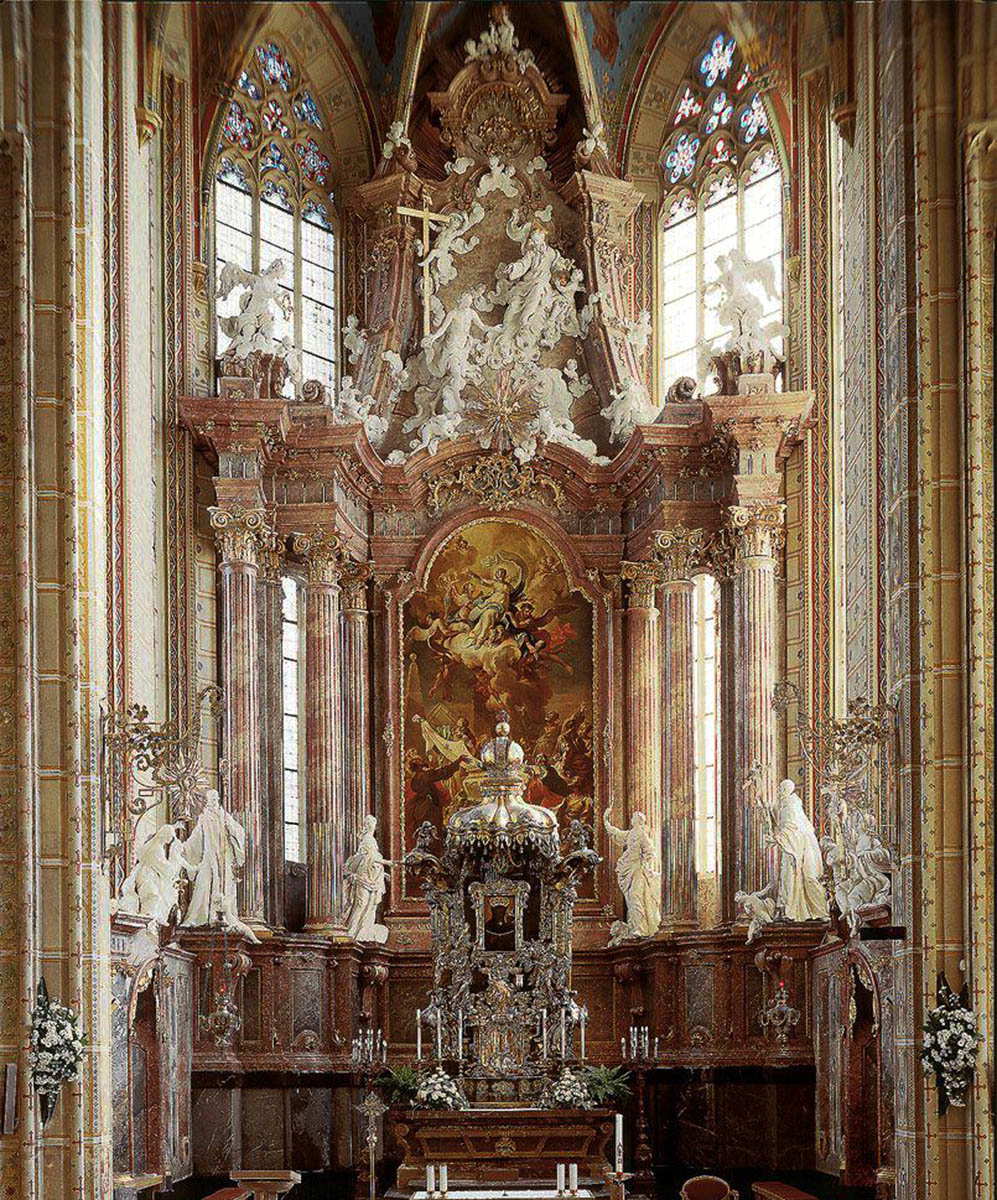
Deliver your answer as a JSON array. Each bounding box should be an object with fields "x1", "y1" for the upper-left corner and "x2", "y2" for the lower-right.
[{"x1": 0, "y1": 3, "x2": 992, "y2": 1198}]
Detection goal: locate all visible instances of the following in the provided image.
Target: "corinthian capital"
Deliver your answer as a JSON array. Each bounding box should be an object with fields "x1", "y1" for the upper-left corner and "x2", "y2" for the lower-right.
[
  {"x1": 654, "y1": 526, "x2": 711, "y2": 583},
  {"x1": 621, "y1": 560, "x2": 664, "y2": 608},
  {"x1": 292, "y1": 528, "x2": 343, "y2": 585},
  {"x1": 340, "y1": 560, "x2": 373, "y2": 609},
  {"x1": 726, "y1": 501, "x2": 786, "y2": 559},
  {"x1": 209, "y1": 504, "x2": 269, "y2": 566}
]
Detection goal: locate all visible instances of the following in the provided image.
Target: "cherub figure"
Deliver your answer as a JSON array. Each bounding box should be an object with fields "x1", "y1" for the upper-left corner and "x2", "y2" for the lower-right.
[{"x1": 421, "y1": 203, "x2": 485, "y2": 287}]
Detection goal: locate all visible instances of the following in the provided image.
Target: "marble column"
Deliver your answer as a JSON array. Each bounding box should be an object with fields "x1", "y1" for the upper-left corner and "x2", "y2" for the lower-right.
[
  {"x1": 210, "y1": 504, "x2": 267, "y2": 923},
  {"x1": 340, "y1": 561, "x2": 373, "y2": 866},
  {"x1": 727, "y1": 501, "x2": 785, "y2": 897},
  {"x1": 257, "y1": 523, "x2": 285, "y2": 927},
  {"x1": 621, "y1": 561, "x2": 665, "y2": 841},
  {"x1": 655, "y1": 528, "x2": 708, "y2": 928},
  {"x1": 717, "y1": 568, "x2": 739, "y2": 922},
  {"x1": 292, "y1": 529, "x2": 344, "y2": 932}
]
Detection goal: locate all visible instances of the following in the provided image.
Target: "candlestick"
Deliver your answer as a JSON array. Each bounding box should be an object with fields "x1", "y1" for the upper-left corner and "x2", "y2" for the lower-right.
[
  {"x1": 542, "y1": 1010, "x2": 549, "y2": 1058},
  {"x1": 569, "y1": 1163, "x2": 578, "y2": 1194},
  {"x1": 620, "y1": 1035, "x2": 626, "y2": 1058},
  {"x1": 580, "y1": 1013, "x2": 586, "y2": 1060},
  {"x1": 615, "y1": 1112, "x2": 624, "y2": 1173},
  {"x1": 440, "y1": 1164, "x2": 448, "y2": 1194},
  {"x1": 560, "y1": 1006, "x2": 567, "y2": 1057},
  {"x1": 417, "y1": 1010, "x2": 422, "y2": 1061},
  {"x1": 653, "y1": 1036, "x2": 660, "y2": 1059},
  {"x1": 426, "y1": 1164, "x2": 435, "y2": 1194},
  {"x1": 457, "y1": 1010, "x2": 464, "y2": 1060},
  {"x1": 436, "y1": 1010, "x2": 443, "y2": 1060},
  {"x1": 556, "y1": 1163, "x2": 566, "y2": 1194}
]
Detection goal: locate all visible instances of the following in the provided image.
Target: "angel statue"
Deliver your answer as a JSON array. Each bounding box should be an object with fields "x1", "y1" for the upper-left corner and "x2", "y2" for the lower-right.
[
  {"x1": 603, "y1": 808, "x2": 662, "y2": 945},
  {"x1": 699, "y1": 247, "x2": 786, "y2": 389},
  {"x1": 216, "y1": 259, "x2": 293, "y2": 363},
  {"x1": 114, "y1": 823, "x2": 190, "y2": 926},
  {"x1": 421, "y1": 203, "x2": 485, "y2": 287},
  {"x1": 341, "y1": 815, "x2": 392, "y2": 944},
  {"x1": 421, "y1": 289, "x2": 491, "y2": 413}
]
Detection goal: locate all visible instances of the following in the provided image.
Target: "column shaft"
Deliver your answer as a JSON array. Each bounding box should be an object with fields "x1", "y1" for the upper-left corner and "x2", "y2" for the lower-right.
[
  {"x1": 341, "y1": 566, "x2": 372, "y2": 864},
  {"x1": 622, "y1": 563, "x2": 663, "y2": 840},
  {"x1": 660, "y1": 579, "x2": 697, "y2": 926},
  {"x1": 215, "y1": 539, "x2": 265, "y2": 921},
  {"x1": 257, "y1": 565, "x2": 285, "y2": 927},
  {"x1": 729, "y1": 504, "x2": 784, "y2": 897}
]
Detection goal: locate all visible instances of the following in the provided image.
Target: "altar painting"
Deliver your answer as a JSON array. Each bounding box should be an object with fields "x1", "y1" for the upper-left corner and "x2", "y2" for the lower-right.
[{"x1": 403, "y1": 520, "x2": 594, "y2": 859}]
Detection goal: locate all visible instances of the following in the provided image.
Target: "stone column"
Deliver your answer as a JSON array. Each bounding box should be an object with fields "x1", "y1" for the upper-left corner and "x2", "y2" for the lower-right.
[
  {"x1": 621, "y1": 562, "x2": 664, "y2": 841},
  {"x1": 257, "y1": 522, "x2": 285, "y2": 927},
  {"x1": 292, "y1": 529, "x2": 344, "y2": 932},
  {"x1": 727, "y1": 501, "x2": 785, "y2": 897},
  {"x1": 717, "y1": 568, "x2": 739, "y2": 922},
  {"x1": 210, "y1": 504, "x2": 268, "y2": 923},
  {"x1": 340, "y1": 561, "x2": 373, "y2": 866},
  {"x1": 655, "y1": 528, "x2": 708, "y2": 928}
]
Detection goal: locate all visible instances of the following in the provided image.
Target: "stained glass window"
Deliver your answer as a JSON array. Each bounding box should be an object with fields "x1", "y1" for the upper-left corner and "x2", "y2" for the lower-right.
[
  {"x1": 214, "y1": 36, "x2": 337, "y2": 400},
  {"x1": 658, "y1": 31, "x2": 782, "y2": 396}
]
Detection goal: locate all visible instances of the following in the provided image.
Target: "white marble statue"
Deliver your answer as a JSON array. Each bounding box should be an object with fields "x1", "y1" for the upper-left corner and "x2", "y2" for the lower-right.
[
  {"x1": 736, "y1": 779, "x2": 828, "y2": 940},
  {"x1": 476, "y1": 157, "x2": 519, "y2": 199},
  {"x1": 600, "y1": 377, "x2": 658, "y2": 442},
  {"x1": 216, "y1": 260, "x2": 293, "y2": 362},
  {"x1": 342, "y1": 815, "x2": 392, "y2": 944},
  {"x1": 182, "y1": 788, "x2": 258, "y2": 942},
  {"x1": 603, "y1": 808, "x2": 662, "y2": 944},
  {"x1": 699, "y1": 247, "x2": 786, "y2": 378},
  {"x1": 421, "y1": 203, "x2": 485, "y2": 286},
  {"x1": 464, "y1": 11, "x2": 535, "y2": 72},
  {"x1": 115, "y1": 823, "x2": 190, "y2": 925},
  {"x1": 820, "y1": 783, "x2": 892, "y2": 933},
  {"x1": 342, "y1": 314, "x2": 369, "y2": 366},
  {"x1": 769, "y1": 779, "x2": 829, "y2": 922},
  {"x1": 421, "y1": 289, "x2": 491, "y2": 412},
  {"x1": 380, "y1": 119, "x2": 413, "y2": 164}
]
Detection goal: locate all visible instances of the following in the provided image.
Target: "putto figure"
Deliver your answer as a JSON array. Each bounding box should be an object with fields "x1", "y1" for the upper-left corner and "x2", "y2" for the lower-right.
[
  {"x1": 341, "y1": 815, "x2": 392, "y2": 944},
  {"x1": 603, "y1": 807, "x2": 662, "y2": 944}
]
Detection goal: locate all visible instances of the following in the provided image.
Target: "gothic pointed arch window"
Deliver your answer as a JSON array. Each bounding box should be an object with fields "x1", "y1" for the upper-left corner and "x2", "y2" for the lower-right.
[
  {"x1": 213, "y1": 38, "x2": 338, "y2": 397},
  {"x1": 658, "y1": 31, "x2": 783, "y2": 395}
]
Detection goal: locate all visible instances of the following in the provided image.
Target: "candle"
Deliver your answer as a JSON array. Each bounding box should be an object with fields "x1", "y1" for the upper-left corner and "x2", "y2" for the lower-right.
[
  {"x1": 620, "y1": 1035, "x2": 625, "y2": 1058},
  {"x1": 569, "y1": 1163, "x2": 578, "y2": 1193},
  {"x1": 457, "y1": 1010, "x2": 464, "y2": 1059},
  {"x1": 614, "y1": 1113, "x2": 623, "y2": 1173},
  {"x1": 417, "y1": 1010, "x2": 423, "y2": 1061},
  {"x1": 426, "y1": 1164, "x2": 436, "y2": 1193},
  {"x1": 440, "y1": 1165, "x2": 448, "y2": 1194},
  {"x1": 560, "y1": 1007, "x2": 567, "y2": 1057},
  {"x1": 556, "y1": 1164, "x2": 566, "y2": 1193},
  {"x1": 542, "y1": 1010, "x2": 549, "y2": 1057},
  {"x1": 653, "y1": 1036, "x2": 660, "y2": 1059},
  {"x1": 436, "y1": 1010, "x2": 443, "y2": 1059},
  {"x1": 580, "y1": 1013, "x2": 586, "y2": 1060}
]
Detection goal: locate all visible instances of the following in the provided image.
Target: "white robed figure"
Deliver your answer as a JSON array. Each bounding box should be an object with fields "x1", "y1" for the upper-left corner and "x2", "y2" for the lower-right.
[
  {"x1": 603, "y1": 808, "x2": 662, "y2": 944},
  {"x1": 115, "y1": 823, "x2": 190, "y2": 925},
  {"x1": 769, "y1": 779, "x2": 828, "y2": 922},
  {"x1": 182, "y1": 787, "x2": 258, "y2": 942},
  {"x1": 342, "y1": 815, "x2": 391, "y2": 944}
]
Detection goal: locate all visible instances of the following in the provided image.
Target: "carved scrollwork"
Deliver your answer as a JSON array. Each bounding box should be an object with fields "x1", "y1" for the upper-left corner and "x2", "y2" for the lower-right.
[
  {"x1": 209, "y1": 504, "x2": 272, "y2": 565},
  {"x1": 426, "y1": 454, "x2": 565, "y2": 514}
]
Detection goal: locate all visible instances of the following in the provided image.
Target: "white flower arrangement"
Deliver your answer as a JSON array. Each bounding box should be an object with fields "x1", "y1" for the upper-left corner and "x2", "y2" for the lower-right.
[
  {"x1": 29, "y1": 983, "x2": 85, "y2": 1120},
  {"x1": 414, "y1": 1068, "x2": 467, "y2": 1111},
  {"x1": 921, "y1": 976, "x2": 981, "y2": 1114},
  {"x1": 544, "y1": 1067, "x2": 594, "y2": 1110}
]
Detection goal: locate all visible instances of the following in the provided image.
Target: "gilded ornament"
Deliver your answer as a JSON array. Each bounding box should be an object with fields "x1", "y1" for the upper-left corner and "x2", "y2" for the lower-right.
[
  {"x1": 291, "y1": 527, "x2": 343, "y2": 584},
  {"x1": 426, "y1": 454, "x2": 564, "y2": 514},
  {"x1": 209, "y1": 504, "x2": 270, "y2": 565}
]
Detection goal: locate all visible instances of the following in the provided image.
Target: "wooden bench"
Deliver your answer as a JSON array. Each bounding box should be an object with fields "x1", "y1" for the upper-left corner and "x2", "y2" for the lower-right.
[
  {"x1": 751, "y1": 1184, "x2": 818, "y2": 1200},
  {"x1": 202, "y1": 1189, "x2": 253, "y2": 1200}
]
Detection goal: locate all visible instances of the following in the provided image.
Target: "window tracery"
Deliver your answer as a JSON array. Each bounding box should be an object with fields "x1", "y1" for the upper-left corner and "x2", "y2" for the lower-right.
[
  {"x1": 659, "y1": 31, "x2": 782, "y2": 395},
  {"x1": 214, "y1": 38, "x2": 337, "y2": 398}
]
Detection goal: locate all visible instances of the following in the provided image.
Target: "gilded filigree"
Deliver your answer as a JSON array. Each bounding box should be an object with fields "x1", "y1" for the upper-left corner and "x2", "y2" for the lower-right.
[
  {"x1": 426, "y1": 454, "x2": 565, "y2": 514},
  {"x1": 291, "y1": 527, "x2": 343, "y2": 585},
  {"x1": 209, "y1": 504, "x2": 271, "y2": 565}
]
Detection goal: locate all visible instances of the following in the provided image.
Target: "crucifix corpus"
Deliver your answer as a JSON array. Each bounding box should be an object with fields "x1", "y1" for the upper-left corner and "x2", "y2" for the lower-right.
[{"x1": 396, "y1": 200, "x2": 450, "y2": 337}]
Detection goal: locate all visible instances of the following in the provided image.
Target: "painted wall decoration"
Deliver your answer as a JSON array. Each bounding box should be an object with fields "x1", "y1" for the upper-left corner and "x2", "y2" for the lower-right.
[{"x1": 402, "y1": 520, "x2": 595, "y2": 879}]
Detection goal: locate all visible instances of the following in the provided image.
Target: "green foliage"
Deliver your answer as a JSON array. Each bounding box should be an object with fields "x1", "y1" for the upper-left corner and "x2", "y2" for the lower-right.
[
  {"x1": 377, "y1": 1065, "x2": 420, "y2": 1105},
  {"x1": 580, "y1": 1064, "x2": 632, "y2": 1106}
]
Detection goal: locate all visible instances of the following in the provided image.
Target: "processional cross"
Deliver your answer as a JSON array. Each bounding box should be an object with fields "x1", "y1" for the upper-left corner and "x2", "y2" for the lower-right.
[{"x1": 396, "y1": 198, "x2": 450, "y2": 336}]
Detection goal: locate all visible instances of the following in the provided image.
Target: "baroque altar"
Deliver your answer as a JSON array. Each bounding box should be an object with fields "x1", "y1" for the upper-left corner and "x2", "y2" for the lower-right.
[{"x1": 395, "y1": 717, "x2": 613, "y2": 1186}]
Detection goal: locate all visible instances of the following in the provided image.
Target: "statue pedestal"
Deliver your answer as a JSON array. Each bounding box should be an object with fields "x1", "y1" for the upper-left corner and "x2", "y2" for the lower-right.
[{"x1": 391, "y1": 1107, "x2": 614, "y2": 1189}]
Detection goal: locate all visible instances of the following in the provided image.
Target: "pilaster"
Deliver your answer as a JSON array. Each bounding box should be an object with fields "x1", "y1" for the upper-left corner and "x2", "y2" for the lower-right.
[{"x1": 621, "y1": 560, "x2": 665, "y2": 841}]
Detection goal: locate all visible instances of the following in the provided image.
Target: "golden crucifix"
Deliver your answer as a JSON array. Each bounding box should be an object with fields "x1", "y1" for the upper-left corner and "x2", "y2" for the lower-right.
[{"x1": 396, "y1": 200, "x2": 450, "y2": 337}]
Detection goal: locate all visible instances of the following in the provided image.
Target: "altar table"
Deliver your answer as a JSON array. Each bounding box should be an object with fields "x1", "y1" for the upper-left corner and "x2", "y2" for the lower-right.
[{"x1": 391, "y1": 1107, "x2": 614, "y2": 1189}]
